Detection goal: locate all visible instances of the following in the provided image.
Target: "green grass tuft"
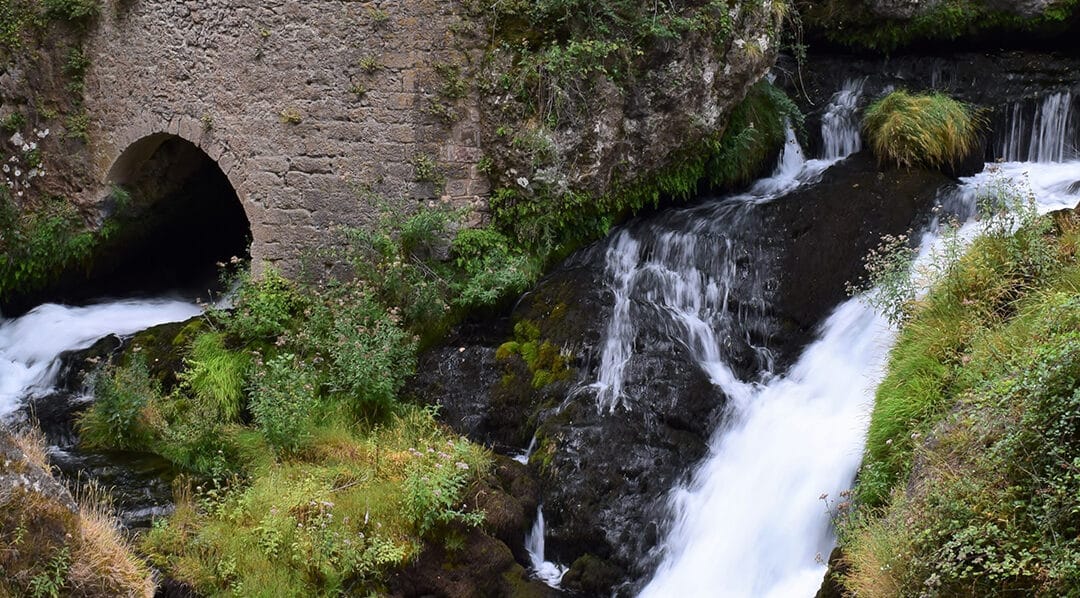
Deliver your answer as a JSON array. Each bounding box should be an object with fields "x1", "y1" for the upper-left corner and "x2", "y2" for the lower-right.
[{"x1": 862, "y1": 90, "x2": 982, "y2": 170}]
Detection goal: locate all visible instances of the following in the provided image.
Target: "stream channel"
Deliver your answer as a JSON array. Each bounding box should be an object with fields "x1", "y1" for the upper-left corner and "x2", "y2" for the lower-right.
[{"x1": 2, "y1": 51, "x2": 1080, "y2": 596}]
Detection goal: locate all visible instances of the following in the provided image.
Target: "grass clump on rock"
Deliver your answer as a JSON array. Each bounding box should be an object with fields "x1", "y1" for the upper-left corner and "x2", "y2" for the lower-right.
[{"x1": 862, "y1": 90, "x2": 982, "y2": 170}]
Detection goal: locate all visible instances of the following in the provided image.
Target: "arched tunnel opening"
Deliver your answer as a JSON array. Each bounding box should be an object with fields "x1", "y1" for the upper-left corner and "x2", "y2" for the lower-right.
[
  {"x1": 95, "y1": 134, "x2": 252, "y2": 298},
  {"x1": 12, "y1": 134, "x2": 253, "y2": 311}
]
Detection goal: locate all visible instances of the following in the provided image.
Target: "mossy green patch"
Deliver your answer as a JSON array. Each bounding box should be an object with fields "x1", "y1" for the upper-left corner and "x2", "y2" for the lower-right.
[{"x1": 802, "y1": 0, "x2": 1079, "y2": 52}]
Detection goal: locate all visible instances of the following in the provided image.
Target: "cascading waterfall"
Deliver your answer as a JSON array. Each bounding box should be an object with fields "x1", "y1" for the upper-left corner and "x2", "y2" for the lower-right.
[
  {"x1": 638, "y1": 92, "x2": 1080, "y2": 596},
  {"x1": 820, "y1": 78, "x2": 865, "y2": 161},
  {"x1": 591, "y1": 78, "x2": 866, "y2": 414},
  {"x1": 0, "y1": 299, "x2": 204, "y2": 421},
  {"x1": 997, "y1": 91, "x2": 1078, "y2": 163},
  {"x1": 525, "y1": 507, "x2": 570, "y2": 587}
]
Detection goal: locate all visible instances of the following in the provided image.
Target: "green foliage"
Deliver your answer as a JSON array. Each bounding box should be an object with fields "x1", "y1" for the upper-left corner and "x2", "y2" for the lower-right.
[
  {"x1": 41, "y1": 0, "x2": 98, "y2": 23},
  {"x1": 0, "y1": 0, "x2": 38, "y2": 52},
  {"x1": 64, "y1": 111, "x2": 89, "y2": 141},
  {"x1": 857, "y1": 173, "x2": 1057, "y2": 506},
  {"x1": 841, "y1": 180, "x2": 1080, "y2": 596},
  {"x1": 27, "y1": 547, "x2": 68, "y2": 598},
  {"x1": 490, "y1": 80, "x2": 800, "y2": 260},
  {"x1": 78, "y1": 356, "x2": 159, "y2": 451},
  {"x1": 402, "y1": 434, "x2": 485, "y2": 536},
  {"x1": 294, "y1": 281, "x2": 417, "y2": 419},
  {"x1": 223, "y1": 269, "x2": 304, "y2": 341},
  {"x1": 862, "y1": 90, "x2": 983, "y2": 170},
  {"x1": 410, "y1": 153, "x2": 442, "y2": 185},
  {"x1": 177, "y1": 332, "x2": 250, "y2": 422},
  {"x1": 474, "y1": 0, "x2": 746, "y2": 126},
  {"x1": 803, "y1": 0, "x2": 1079, "y2": 52},
  {"x1": 142, "y1": 406, "x2": 488, "y2": 597},
  {"x1": 843, "y1": 287, "x2": 1080, "y2": 596},
  {"x1": 0, "y1": 193, "x2": 103, "y2": 301},
  {"x1": 451, "y1": 227, "x2": 535, "y2": 308},
  {"x1": 1, "y1": 110, "x2": 24, "y2": 132},
  {"x1": 249, "y1": 352, "x2": 320, "y2": 454}
]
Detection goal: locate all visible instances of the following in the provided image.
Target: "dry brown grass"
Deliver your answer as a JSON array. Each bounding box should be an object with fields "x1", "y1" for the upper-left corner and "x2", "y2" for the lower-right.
[
  {"x1": 11, "y1": 425, "x2": 50, "y2": 471},
  {"x1": 840, "y1": 496, "x2": 915, "y2": 598},
  {"x1": 69, "y1": 482, "x2": 155, "y2": 598},
  {"x1": 10, "y1": 426, "x2": 155, "y2": 597}
]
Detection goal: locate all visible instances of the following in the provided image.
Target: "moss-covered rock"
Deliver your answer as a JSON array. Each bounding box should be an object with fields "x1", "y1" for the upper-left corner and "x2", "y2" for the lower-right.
[{"x1": 800, "y1": 0, "x2": 1080, "y2": 52}]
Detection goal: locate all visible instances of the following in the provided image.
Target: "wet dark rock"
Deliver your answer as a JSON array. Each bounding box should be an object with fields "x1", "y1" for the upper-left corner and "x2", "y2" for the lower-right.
[
  {"x1": 419, "y1": 150, "x2": 949, "y2": 594},
  {"x1": 763, "y1": 151, "x2": 952, "y2": 345},
  {"x1": 155, "y1": 579, "x2": 202, "y2": 598},
  {"x1": 388, "y1": 527, "x2": 557, "y2": 598},
  {"x1": 815, "y1": 546, "x2": 849, "y2": 598}
]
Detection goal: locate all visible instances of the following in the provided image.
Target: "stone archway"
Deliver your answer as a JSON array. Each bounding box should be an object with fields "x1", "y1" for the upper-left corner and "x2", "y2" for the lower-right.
[{"x1": 92, "y1": 133, "x2": 252, "y2": 296}]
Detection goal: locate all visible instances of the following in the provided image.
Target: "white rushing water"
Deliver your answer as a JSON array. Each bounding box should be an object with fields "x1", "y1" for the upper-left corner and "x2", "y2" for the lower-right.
[
  {"x1": 638, "y1": 91, "x2": 1080, "y2": 596},
  {"x1": 0, "y1": 299, "x2": 204, "y2": 420},
  {"x1": 997, "y1": 91, "x2": 1078, "y2": 163},
  {"x1": 592, "y1": 78, "x2": 867, "y2": 413},
  {"x1": 525, "y1": 506, "x2": 570, "y2": 587}
]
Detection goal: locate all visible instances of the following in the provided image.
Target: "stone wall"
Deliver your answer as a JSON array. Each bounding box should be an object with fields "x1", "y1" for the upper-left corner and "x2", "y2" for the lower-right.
[{"x1": 81, "y1": 0, "x2": 488, "y2": 273}]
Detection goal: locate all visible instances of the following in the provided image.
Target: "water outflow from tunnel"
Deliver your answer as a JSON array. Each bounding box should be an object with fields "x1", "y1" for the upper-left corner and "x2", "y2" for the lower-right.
[
  {"x1": 0, "y1": 299, "x2": 204, "y2": 420},
  {"x1": 637, "y1": 93, "x2": 1080, "y2": 596}
]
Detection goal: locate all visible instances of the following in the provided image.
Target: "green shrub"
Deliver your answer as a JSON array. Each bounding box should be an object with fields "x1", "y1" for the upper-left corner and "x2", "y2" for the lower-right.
[
  {"x1": 177, "y1": 332, "x2": 250, "y2": 422},
  {"x1": 224, "y1": 269, "x2": 304, "y2": 341},
  {"x1": 862, "y1": 90, "x2": 982, "y2": 170},
  {"x1": 402, "y1": 435, "x2": 485, "y2": 536},
  {"x1": 249, "y1": 352, "x2": 320, "y2": 454},
  {"x1": 0, "y1": 193, "x2": 103, "y2": 301},
  {"x1": 41, "y1": 0, "x2": 97, "y2": 22},
  {"x1": 79, "y1": 357, "x2": 159, "y2": 451},
  {"x1": 451, "y1": 227, "x2": 535, "y2": 308},
  {"x1": 297, "y1": 281, "x2": 416, "y2": 418}
]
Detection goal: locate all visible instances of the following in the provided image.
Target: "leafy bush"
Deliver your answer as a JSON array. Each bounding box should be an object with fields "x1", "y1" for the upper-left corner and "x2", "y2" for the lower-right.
[
  {"x1": 0, "y1": 193, "x2": 103, "y2": 301},
  {"x1": 451, "y1": 227, "x2": 535, "y2": 308},
  {"x1": 41, "y1": 0, "x2": 97, "y2": 22},
  {"x1": 402, "y1": 435, "x2": 485, "y2": 536},
  {"x1": 78, "y1": 356, "x2": 159, "y2": 451},
  {"x1": 249, "y1": 352, "x2": 320, "y2": 454},
  {"x1": 223, "y1": 269, "x2": 304, "y2": 341},
  {"x1": 862, "y1": 90, "x2": 982, "y2": 170}
]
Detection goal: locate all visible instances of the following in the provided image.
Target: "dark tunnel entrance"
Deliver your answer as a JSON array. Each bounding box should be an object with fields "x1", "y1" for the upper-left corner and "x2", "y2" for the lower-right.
[
  {"x1": 0, "y1": 133, "x2": 257, "y2": 314},
  {"x1": 92, "y1": 134, "x2": 252, "y2": 300}
]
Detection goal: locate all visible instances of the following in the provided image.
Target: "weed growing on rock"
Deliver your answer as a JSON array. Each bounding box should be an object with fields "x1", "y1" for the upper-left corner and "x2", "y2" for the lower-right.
[{"x1": 862, "y1": 90, "x2": 983, "y2": 170}]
